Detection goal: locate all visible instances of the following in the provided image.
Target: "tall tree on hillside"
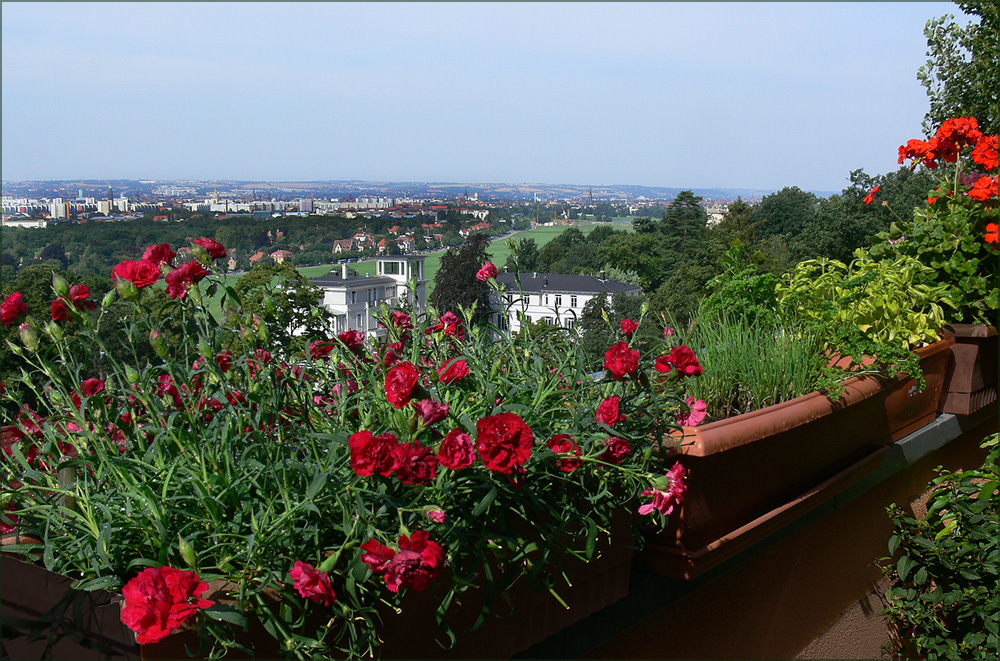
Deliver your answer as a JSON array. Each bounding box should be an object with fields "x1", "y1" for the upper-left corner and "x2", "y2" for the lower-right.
[
  {"x1": 919, "y1": 1, "x2": 998, "y2": 134},
  {"x1": 429, "y1": 232, "x2": 491, "y2": 320},
  {"x1": 747, "y1": 187, "x2": 819, "y2": 241}
]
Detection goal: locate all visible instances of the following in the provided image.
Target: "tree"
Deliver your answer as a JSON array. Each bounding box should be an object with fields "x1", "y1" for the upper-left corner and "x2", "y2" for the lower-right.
[
  {"x1": 231, "y1": 263, "x2": 330, "y2": 355},
  {"x1": 919, "y1": 1, "x2": 999, "y2": 134},
  {"x1": 747, "y1": 187, "x2": 819, "y2": 241},
  {"x1": 429, "y1": 233, "x2": 491, "y2": 321}
]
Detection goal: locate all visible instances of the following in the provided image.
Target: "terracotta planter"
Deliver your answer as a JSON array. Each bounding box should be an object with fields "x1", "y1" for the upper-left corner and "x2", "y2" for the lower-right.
[
  {"x1": 634, "y1": 337, "x2": 953, "y2": 579},
  {"x1": 1, "y1": 514, "x2": 634, "y2": 660},
  {"x1": 938, "y1": 324, "x2": 998, "y2": 415}
]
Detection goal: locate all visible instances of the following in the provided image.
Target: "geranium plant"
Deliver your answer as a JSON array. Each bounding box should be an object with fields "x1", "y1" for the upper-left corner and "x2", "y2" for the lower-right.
[{"x1": 1, "y1": 241, "x2": 699, "y2": 658}]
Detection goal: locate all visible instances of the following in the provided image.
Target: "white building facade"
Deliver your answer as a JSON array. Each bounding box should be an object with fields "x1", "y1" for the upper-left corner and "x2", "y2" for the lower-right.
[
  {"x1": 492, "y1": 272, "x2": 642, "y2": 334},
  {"x1": 310, "y1": 255, "x2": 428, "y2": 336}
]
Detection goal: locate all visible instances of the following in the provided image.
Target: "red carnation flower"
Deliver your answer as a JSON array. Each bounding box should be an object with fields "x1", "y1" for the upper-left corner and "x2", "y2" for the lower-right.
[
  {"x1": 50, "y1": 298, "x2": 71, "y2": 323},
  {"x1": 81, "y1": 377, "x2": 106, "y2": 398},
  {"x1": 337, "y1": 329, "x2": 365, "y2": 355},
  {"x1": 620, "y1": 318, "x2": 639, "y2": 337},
  {"x1": 2, "y1": 292, "x2": 27, "y2": 326},
  {"x1": 476, "y1": 412, "x2": 534, "y2": 474},
  {"x1": 349, "y1": 430, "x2": 399, "y2": 477},
  {"x1": 596, "y1": 395, "x2": 624, "y2": 426},
  {"x1": 604, "y1": 342, "x2": 640, "y2": 380},
  {"x1": 476, "y1": 261, "x2": 498, "y2": 282},
  {"x1": 193, "y1": 237, "x2": 227, "y2": 260},
  {"x1": 289, "y1": 561, "x2": 337, "y2": 607},
  {"x1": 384, "y1": 531, "x2": 446, "y2": 594},
  {"x1": 666, "y1": 345, "x2": 703, "y2": 377},
  {"x1": 120, "y1": 567, "x2": 214, "y2": 644},
  {"x1": 438, "y1": 428, "x2": 475, "y2": 470},
  {"x1": 112, "y1": 260, "x2": 161, "y2": 288},
  {"x1": 309, "y1": 340, "x2": 335, "y2": 361},
  {"x1": 360, "y1": 539, "x2": 396, "y2": 574},
  {"x1": 385, "y1": 362, "x2": 420, "y2": 408},
  {"x1": 438, "y1": 358, "x2": 469, "y2": 384},
  {"x1": 142, "y1": 243, "x2": 176, "y2": 267},
  {"x1": 600, "y1": 437, "x2": 631, "y2": 464},
  {"x1": 165, "y1": 260, "x2": 211, "y2": 300},
  {"x1": 412, "y1": 399, "x2": 450, "y2": 426},
  {"x1": 392, "y1": 441, "x2": 439, "y2": 485},
  {"x1": 547, "y1": 434, "x2": 582, "y2": 472}
]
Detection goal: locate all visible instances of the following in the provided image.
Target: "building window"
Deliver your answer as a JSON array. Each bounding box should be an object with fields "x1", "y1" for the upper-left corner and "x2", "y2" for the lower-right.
[
  {"x1": 356, "y1": 313, "x2": 363, "y2": 328},
  {"x1": 543, "y1": 294, "x2": 549, "y2": 305},
  {"x1": 351, "y1": 291, "x2": 357, "y2": 304},
  {"x1": 570, "y1": 295, "x2": 577, "y2": 308},
  {"x1": 564, "y1": 318, "x2": 575, "y2": 330},
  {"x1": 555, "y1": 295, "x2": 562, "y2": 307}
]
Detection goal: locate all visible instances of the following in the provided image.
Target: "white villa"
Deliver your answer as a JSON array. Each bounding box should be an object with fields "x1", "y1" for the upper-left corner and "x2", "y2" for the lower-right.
[
  {"x1": 492, "y1": 271, "x2": 642, "y2": 334},
  {"x1": 310, "y1": 255, "x2": 428, "y2": 336}
]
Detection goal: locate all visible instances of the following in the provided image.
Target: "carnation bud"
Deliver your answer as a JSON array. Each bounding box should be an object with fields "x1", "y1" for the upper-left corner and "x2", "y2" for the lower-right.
[
  {"x1": 45, "y1": 321, "x2": 64, "y2": 342},
  {"x1": 318, "y1": 553, "x2": 339, "y2": 574},
  {"x1": 641, "y1": 301, "x2": 650, "y2": 316},
  {"x1": 423, "y1": 505, "x2": 447, "y2": 524},
  {"x1": 601, "y1": 308, "x2": 610, "y2": 325},
  {"x1": 256, "y1": 321, "x2": 269, "y2": 342},
  {"x1": 262, "y1": 294, "x2": 276, "y2": 316},
  {"x1": 101, "y1": 288, "x2": 117, "y2": 309},
  {"x1": 178, "y1": 535, "x2": 197, "y2": 569},
  {"x1": 149, "y1": 330, "x2": 168, "y2": 359},
  {"x1": 116, "y1": 278, "x2": 139, "y2": 302},
  {"x1": 651, "y1": 475, "x2": 671, "y2": 491},
  {"x1": 191, "y1": 243, "x2": 210, "y2": 265},
  {"x1": 125, "y1": 364, "x2": 140, "y2": 385},
  {"x1": 52, "y1": 273, "x2": 70, "y2": 298},
  {"x1": 58, "y1": 463, "x2": 77, "y2": 511},
  {"x1": 7, "y1": 339, "x2": 23, "y2": 356},
  {"x1": 199, "y1": 337, "x2": 212, "y2": 360}
]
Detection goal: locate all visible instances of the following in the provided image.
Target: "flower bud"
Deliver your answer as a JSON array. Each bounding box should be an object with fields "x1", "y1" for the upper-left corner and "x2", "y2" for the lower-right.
[
  {"x1": 199, "y1": 337, "x2": 212, "y2": 360},
  {"x1": 601, "y1": 308, "x2": 610, "y2": 325},
  {"x1": 191, "y1": 243, "x2": 210, "y2": 265},
  {"x1": 256, "y1": 323, "x2": 269, "y2": 343},
  {"x1": 101, "y1": 288, "x2": 117, "y2": 310},
  {"x1": 116, "y1": 278, "x2": 139, "y2": 302},
  {"x1": 45, "y1": 321, "x2": 64, "y2": 342},
  {"x1": 125, "y1": 364, "x2": 140, "y2": 385},
  {"x1": 318, "y1": 552, "x2": 338, "y2": 574},
  {"x1": 19, "y1": 323, "x2": 38, "y2": 351},
  {"x1": 262, "y1": 294, "x2": 276, "y2": 316},
  {"x1": 641, "y1": 301, "x2": 650, "y2": 316},
  {"x1": 423, "y1": 505, "x2": 447, "y2": 524},
  {"x1": 52, "y1": 273, "x2": 70, "y2": 298},
  {"x1": 149, "y1": 330, "x2": 168, "y2": 359},
  {"x1": 178, "y1": 536, "x2": 198, "y2": 569}
]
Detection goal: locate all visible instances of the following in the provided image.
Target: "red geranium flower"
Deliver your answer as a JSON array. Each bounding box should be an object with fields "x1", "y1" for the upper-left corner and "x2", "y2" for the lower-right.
[
  {"x1": 476, "y1": 261, "x2": 498, "y2": 281},
  {"x1": 2, "y1": 292, "x2": 27, "y2": 326},
  {"x1": 165, "y1": 260, "x2": 211, "y2": 300},
  {"x1": 438, "y1": 358, "x2": 469, "y2": 384},
  {"x1": 863, "y1": 185, "x2": 880, "y2": 205},
  {"x1": 289, "y1": 561, "x2": 337, "y2": 607},
  {"x1": 476, "y1": 412, "x2": 534, "y2": 474},
  {"x1": 142, "y1": 243, "x2": 176, "y2": 267},
  {"x1": 438, "y1": 428, "x2": 475, "y2": 470},
  {"x1": 604, "y1": 342, "x2": 639, "y2": 380},
  {"x1": 986, "y1": 223, "x2": 999, "y2": 246},
  {"x1": 120, "y1": 567, "x2": 214, "y2": 644},
  {"x1": 349, "y1": 430, "x2": 399, "y2": 477},
  {"x1": 112, "y1": 260, "x2": 161, "y2": 288},
  {"x1": 392, "y1": 441, "x2": 439, "y2": 485},
  {"x1": 969, "y1": 175, "x2": 998, "y2": 202},
  {"x1": 547, "y1": 434, "x2": 582, "y2": 472},
  {"x1": 385, "y1": 362, "x2": 420, "y2": 408},
  {"x1": 193, "y1": 237, "x2": 227, "y2": 260}
]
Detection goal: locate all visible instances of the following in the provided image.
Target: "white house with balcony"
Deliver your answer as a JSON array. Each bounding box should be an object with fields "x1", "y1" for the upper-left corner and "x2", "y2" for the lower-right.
[
  {"x1": 310, "y1": 255, "x2": 428, "y2": 336},
  {"x1": 491, "y1": 271, "x2": 642, "y2": 334}
]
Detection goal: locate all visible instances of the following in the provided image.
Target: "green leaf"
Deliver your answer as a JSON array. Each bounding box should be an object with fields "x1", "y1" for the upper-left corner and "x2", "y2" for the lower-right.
[
  {"x1": 472, "y1": 486, "x2": 498, "y2": 517},
  {"x1": 888, "y1": 534, "x2": 900, "y2": 555},
  {"x1": 977, "y1": 480, "x2": 997, "y2": 501},
  {"x1": 72, "y1": 575, "x2": 121, "y2": 591},
  {"x1": 913, "y1": 567, "x2": 928, "y2": 585},
  {"x1": 205, "y1": 604, "x2": 249, "y2": 629},
  {"x1": 897, "y1": 555, "x2": 911, "y2": 581},
  {"x1": 306, "y1": 472, "x2": 328, "y2": 500}
]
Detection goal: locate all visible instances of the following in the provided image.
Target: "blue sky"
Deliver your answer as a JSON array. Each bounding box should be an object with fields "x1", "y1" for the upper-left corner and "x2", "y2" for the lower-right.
[{"x1": 1, "y1": 2, "x2": 967, "y2": 192}]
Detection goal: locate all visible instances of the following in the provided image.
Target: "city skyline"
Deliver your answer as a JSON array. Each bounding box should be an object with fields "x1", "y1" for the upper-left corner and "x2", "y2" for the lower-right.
[{"x1": 2, "y1": 2, "x2": 966, "y2": 191}]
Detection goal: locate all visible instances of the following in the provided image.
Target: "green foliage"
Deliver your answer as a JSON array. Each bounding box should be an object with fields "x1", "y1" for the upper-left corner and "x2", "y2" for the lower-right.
[
  {"x1": 869, "y1": 189, "x2": 999, "y2": 326},
  {"x1": 747, "y1": 186, "x2": 819, "y2": 243},
  {"x1": 918, "y1": 2, "x2": 999, "y2": 134},
  {"x1": 578, "y1": 292, "x2": 653, "y2": 371},
  {"x1": 700, "y1": 244, "x2": 779, "y2": 327},
  {"x1": 880, "y1": 434, "x2": 999, "y2": 660},
  {"x1": 673, "y1": 309, "x2": 835, "y2": 422},
  {"x1": 430, "y1": 233, "x2": 492, "y2": 320}
]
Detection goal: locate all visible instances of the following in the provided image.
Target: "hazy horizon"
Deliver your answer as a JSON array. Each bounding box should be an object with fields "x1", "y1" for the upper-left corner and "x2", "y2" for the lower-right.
[{"x1": 2, "y1": 2, "x2": 965, "y2": 192}]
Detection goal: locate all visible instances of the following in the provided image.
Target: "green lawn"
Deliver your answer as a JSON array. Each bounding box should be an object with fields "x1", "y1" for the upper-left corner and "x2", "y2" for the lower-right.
[{"x1": 207, "y1": 222, "x2": 618, "y2": 314}]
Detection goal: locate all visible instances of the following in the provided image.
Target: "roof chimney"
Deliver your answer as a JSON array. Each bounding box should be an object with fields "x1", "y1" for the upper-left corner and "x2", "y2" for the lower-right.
[
  {"x1": 599, "y1": 269, "x2": 606, "y2": 280},
  {"x1": 342, "y1": 263, "x2": 348, "y2": 279},
  {"x1": 533, "y1": 272, "x2": 537, "y2": 278}
]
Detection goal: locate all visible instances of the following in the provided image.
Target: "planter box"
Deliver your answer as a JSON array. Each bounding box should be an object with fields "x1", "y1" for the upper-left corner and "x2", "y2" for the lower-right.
[
  {"x1": 938, "y1": 324, "x2": 998, "y2": 416},
  {"x1": 2, "y1": 514, "x2": 634, "y2": 660},
  {"x1": 634, "y1": 337, "x2": 953, "y2": 579}
]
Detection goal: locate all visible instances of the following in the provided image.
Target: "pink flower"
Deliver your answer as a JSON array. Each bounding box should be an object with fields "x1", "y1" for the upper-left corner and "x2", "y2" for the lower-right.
[
  {"x1": 663, "y1": 326, "x2": 675, "y2": 338},
  {"x1": 620, "y1": 318, "x2": 639, "y2": 337},
  {"x1": 289, "y1": 561, "x2": 337, "y2": 607},
  {"x1": 438, "y1": 428, "x2": 475, "y2": 470},
  {"x1": 425, "y1": 506, "x2": 447, "y2": 524},
  {"x1": 2, "y1": 292, "x2": 27, "y2": 326},
  {"x1": 638, "y1": 462, "x2": 688, "y2": 517},
  {"x1": 677, "y1": 397, "x2": 708, "y2": 427},
  {"x1": 476, "y1": 261, "x2": 498, "y2": 281}
]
